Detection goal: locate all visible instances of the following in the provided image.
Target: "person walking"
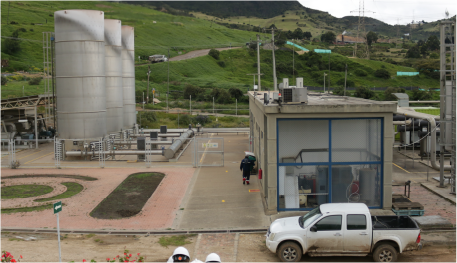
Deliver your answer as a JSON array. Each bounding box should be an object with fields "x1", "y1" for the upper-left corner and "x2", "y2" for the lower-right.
[{"x1": 240, "y1": 154, "x2": 252, "y2": 185}]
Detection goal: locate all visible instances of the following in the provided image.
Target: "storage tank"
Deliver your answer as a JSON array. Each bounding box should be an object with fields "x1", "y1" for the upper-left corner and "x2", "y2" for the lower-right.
[
  {"x1": 54, "y1": 10, "x2": 107, "y2": 139},
  {"x1": 121, "y1": 26, "x2": 136, "y2": 128},
  {"x1": 105, "y1": 19, "x2": 124, "y2": 132}
]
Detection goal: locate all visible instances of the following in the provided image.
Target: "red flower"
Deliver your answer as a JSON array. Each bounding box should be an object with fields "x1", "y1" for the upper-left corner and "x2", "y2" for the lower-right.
[
  {"x1": 106, "y1": 258, "x2": 110, "y2": 261},
  {"x1": 124, "y1": 261, "x2": 128, "y2": 263},
  {"x1": 137, "y1": 253, "x2": 140, "y2": 256},
  {"x1": 124, "y1": 253, "x2": 127, "y2": 256},
  {"x1": 129, "y1": 254, "x2": 132, "y2": 257},
  {"x1": 11, "y1": 259, "x2": 16, "y2": 263},
  {"x1": 20, "y1": 255, "x2": 23, "y2": 259},
  {"x1": 83, "y1": 260, "x2": 86, "y2": 262},
  {"x1": 117, "y1": 255, "x2": 120, "y2": 258}
]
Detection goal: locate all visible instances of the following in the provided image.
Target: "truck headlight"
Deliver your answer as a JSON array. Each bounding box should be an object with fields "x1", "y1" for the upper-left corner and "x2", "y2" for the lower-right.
[{"x1": 269, "y1": 233, "x2": 276, "y2": 241}]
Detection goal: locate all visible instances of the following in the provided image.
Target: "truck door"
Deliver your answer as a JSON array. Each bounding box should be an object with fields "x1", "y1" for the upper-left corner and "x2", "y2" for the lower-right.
[
  {"x1": 343, "y1": 214, "x2": 371, "y2": 252},
  {"x1": 306, "y1": 215, "x2": 344, "y2": 253}
]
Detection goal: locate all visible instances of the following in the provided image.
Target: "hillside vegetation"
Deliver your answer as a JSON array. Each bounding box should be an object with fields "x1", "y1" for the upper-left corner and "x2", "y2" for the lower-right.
[{"x1": 1, "y1": 1, "x2": 263, "y2": 71}]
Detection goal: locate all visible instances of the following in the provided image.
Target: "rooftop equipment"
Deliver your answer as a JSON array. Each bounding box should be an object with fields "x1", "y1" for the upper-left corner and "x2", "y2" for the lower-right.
[
  {"x1": 121, "y1": 26, "x2": 136, "y2": 128},
  {"x1": 279, "y1": 77, "x2": 308, "y2": 104},
  {"x1": 105, "y1": 19, "x2": 124, "y2": 132},
  {"x1": 54, "y1": 10, "x2": 107, "y2": 139}
]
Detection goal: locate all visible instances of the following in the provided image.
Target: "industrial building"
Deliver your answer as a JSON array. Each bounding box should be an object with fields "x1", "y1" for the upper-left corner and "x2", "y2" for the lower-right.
[{"x1": 249, "y1": 81, "x2": 397, "y2": 212}]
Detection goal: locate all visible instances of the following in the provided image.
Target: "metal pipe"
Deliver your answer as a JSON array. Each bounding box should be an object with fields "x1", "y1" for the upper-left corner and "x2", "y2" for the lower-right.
[
  {"x1": 397, "y1": 107, "x2": 451, "y2": 171},
  {"x1": 130, "y1": 133, "x2": 182, "y2": 137},
  {"x1": 113, "y1": 141, "x2": 172, "y2": 145},
  {"x1": 163, "y1": 129, "x2": 194, "y2": 159},
  {"x1": 393, "y1": 120, "x2": 412, "y2": 125},
  {"x1": 65, "y1": 150, "x2": 162, "y2": 157}
]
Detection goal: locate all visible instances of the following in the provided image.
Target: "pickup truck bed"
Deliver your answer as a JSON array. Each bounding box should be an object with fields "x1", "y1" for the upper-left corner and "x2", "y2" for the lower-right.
[{"x1": 372, "y1": 216, "x2": 419, "y2": 229}]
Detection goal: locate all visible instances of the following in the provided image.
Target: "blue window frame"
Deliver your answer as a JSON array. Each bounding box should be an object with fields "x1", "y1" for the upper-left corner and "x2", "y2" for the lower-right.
[{"x1": 277, "y1": 118, "x2": 384, "y2": 211}]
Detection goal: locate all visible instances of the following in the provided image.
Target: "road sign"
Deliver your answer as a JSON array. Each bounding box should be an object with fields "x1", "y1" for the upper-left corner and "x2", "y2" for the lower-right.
[
  {"x1": 153, "y1": 88, "x2": 155, "y2": 94},
  {"x1": 53, "y1": 201, "x2": 62, "y2": 214}
]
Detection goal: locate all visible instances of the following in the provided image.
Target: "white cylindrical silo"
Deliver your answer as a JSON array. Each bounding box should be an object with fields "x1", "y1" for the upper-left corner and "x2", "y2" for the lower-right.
[
  {"x1": 54, "y1": 10, "x2": 107, "y2": 139},
  {"x1": 121, "y1": 26, "x2": 136, "y2": 128},
  {"x1": 105, "y1": 19, "x2": 124, "y2": 133}
]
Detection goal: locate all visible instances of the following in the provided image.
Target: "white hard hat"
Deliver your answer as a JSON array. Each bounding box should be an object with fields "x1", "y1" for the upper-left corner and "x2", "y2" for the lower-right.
[
  {"x1": 205, "y1": 253, "x2": 221, "y2": 263},
  {"x1": 191, "y1": 259, "x2": 204, "y2": 263},
  {"x1": 173, "y1": 247, "x2": 190, "y2": 257}
]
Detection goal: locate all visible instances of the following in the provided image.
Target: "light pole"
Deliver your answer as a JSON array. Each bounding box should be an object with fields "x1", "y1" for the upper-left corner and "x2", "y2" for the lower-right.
[{"x1": 324, "y1": 73, "x2": 327, "y2": 93}]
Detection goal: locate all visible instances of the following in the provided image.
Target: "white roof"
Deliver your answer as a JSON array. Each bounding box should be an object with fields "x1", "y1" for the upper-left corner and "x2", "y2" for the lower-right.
[{"x1": 320, "y1": 203, "x2": 369, "y2": 214}]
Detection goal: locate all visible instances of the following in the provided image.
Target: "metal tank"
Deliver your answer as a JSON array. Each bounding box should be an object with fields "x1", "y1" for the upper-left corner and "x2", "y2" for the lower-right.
[
  {"x1": 54, "y1": 10, "x2": 107, "y2": 139},
  {"x1": 121, "y1": 26, "x2": 136, "y2": 128},
  {"x1": 104, "y1": 19, "x2": 124, "y2": 132}
]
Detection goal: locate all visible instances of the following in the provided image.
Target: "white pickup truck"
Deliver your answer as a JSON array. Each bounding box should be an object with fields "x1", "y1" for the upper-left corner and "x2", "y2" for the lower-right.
[
  {"x1": 149, "y1": 54, "x2": 168, "y2": 63},
  {"x1": 266, "y1": 203, "x2": 422, "y2": 262}
]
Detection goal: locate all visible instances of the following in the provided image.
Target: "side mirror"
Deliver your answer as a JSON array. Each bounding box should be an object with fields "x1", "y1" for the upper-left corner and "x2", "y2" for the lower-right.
[{"x1": 310, "y1": 226, "x2": 317, "y2": 232}]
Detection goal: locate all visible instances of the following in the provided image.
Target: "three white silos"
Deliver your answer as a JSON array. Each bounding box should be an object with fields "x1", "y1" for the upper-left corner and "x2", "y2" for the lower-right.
[{"x1": 54, "y1": 10, "x2": 136, "y2": 140}]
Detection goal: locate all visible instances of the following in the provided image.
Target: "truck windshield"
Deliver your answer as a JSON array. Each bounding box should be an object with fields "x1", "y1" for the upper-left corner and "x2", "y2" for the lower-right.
[{"x1": 299, "y1": 207, "x2": 322, "y2": 228}]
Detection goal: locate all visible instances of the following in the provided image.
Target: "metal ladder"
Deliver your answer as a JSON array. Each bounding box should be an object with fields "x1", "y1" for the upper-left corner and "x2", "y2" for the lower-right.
[{"x1": 54, "y1": 137, "x2": 61, "y2": 168}]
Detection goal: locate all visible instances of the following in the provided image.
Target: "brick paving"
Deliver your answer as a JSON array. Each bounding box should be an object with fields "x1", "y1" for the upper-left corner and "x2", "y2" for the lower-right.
[
  {"x1": 393, "y1": 185, "x2": 456, "y2": 225},
  {"x1": 1, "y1": 167, "x2": 195, "y2": 230}
]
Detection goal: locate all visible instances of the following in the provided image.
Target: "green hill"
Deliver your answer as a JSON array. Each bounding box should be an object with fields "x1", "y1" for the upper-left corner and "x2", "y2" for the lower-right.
[
  {"x1": 132, "y1": 1, "x2": 303, "y2": 19},
  {"x1": 1, "y1": 1, "x2": 264, "y2": 71}
]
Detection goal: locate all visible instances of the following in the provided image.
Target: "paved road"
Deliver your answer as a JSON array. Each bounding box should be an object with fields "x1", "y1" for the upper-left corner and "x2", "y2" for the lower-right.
[{"x1": 169, "y1": 47, "x2": 241, "y2": 62}]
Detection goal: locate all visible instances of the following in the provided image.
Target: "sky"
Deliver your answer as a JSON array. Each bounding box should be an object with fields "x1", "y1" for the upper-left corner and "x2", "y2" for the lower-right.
[{"x1": 297, "y1": 0, "x2": 457, "y2": 25}]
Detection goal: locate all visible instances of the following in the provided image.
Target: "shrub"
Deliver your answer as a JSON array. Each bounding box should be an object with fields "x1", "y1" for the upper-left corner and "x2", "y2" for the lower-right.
[
  {"x1": 336, "y1": 78, "x2": 354, "y2": 88},
  {"x1": 208, "y1": 49, "x2": 220, "y2": 60},
  {"x1": 195, "y1": 115, "x2": 212, "y2": 125},
  {"x1": 216, "y1": 89, "x2": 232, "y2": 104},
  {"x1": 228, "y1": 87, "x2": 243, "y2": 100},
  {"x1": 354, "y1": 69, "x2": 367, "y2": 76},
  {"x1": 177, "y1": 114, "x2": 193, "y2": 126},
  {"x1": 28, "y1": 77, "x2": 42, "y2": 85},
  {"x1": 354, "y1": 86, "x2": 375, "y2": 99},
  {"x1": 29, "y1": 28, "x2": 34, "y2": 32},
  {"x1": 183, "y1": 84, "x2": 202, "y2": 99},
  {"x1": 332, "y1": 86, "x2": 350, "y2": 96},
  {"x1": 384, "y1": 87, "x2": 406, "y2": 101},
  {"x1": 429, "y1": 53, "x2": 439, "y2": 59},
  {"x1": 374, "y1": 68, "x2": 390, "y2": 79},
  {"x1": 217, "y1": 60, "x2": 226, "y2": 67},
  {"x1": 1, "y1": 76, "x2": 7, "y2": 85},
  {"x1": 411, "y1": 88, "x2": 433, "y2": 101}
]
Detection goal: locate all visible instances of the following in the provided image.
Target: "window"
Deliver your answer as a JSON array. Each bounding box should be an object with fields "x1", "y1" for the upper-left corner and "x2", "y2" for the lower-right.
[
  {"x1": 347, "y1": 214, "x2": 367, "y2": 230},
  {"x1": 315, "y1": 215, "x2": 342, "y2": 231}
]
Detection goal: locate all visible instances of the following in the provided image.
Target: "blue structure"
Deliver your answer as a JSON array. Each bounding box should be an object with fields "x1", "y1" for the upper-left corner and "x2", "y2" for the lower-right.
[
  {"x1": 397, "y1": 72, "x2": 419, "y2": 76},
  {"x1": 314, "y1": 49, "x2": 332, "y2": 53},
  {"x1": 286, "y1": 41, "x2": 309, "y2": 52}
]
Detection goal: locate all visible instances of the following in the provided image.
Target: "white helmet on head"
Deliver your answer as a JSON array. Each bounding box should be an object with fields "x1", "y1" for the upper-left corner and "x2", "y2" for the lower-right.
[
  {"x1": 205, "y1": 253, "x2": 221, "y2": 263},
  {"x1": 173, "y1": 247, "x2": 190, "y2": 257}
]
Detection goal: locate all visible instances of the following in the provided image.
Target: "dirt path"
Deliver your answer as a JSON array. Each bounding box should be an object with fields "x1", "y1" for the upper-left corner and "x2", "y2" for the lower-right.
[{"x1": 169, "y1": 47, "x2": 241, "y2": 62}]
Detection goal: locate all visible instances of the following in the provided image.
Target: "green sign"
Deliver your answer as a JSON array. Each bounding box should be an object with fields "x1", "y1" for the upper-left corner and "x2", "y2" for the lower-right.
[{"x1": 53, "y1": 201, "x2": 62, "y2": 214}]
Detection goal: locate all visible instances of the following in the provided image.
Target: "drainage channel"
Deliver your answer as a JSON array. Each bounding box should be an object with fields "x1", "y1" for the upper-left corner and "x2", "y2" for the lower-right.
[{"x1": 2, "y1": 228, "x2": 269, "y2": 235}]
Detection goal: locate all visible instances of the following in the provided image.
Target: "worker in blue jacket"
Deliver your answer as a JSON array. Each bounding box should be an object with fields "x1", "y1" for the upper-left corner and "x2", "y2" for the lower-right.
[{"x1": 240, "y1": 154, "x2": 252, "y2": 185}]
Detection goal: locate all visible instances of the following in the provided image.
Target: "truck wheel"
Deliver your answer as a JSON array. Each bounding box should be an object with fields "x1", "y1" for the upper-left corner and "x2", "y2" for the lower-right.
[
  {"x1": 373, "y1": 244, "x2": 398, "y2": 262},
  {"x1": 277, "y1": 241, "x2": 302, "y2": 262}
]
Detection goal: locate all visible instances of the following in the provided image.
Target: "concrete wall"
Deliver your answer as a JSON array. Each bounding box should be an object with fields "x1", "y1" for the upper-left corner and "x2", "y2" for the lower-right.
[{"x1": 249, "y1": 94, "x2": 394, "y2": 211}]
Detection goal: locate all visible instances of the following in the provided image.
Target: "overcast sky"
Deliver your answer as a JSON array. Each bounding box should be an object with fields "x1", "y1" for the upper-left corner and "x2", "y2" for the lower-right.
[{"x1": 297, "y1": 0, "x2": 456, "y2": 25}]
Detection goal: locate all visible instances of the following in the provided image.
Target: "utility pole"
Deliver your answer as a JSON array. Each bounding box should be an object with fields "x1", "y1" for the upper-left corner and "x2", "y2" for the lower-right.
[
  {"x1": 146, "y1": 65, "x2": 150, "y2": 104},
  {"x1": 350, "y1": 0, "x2": 375, "y2": 59},
  {"x1": 344, "y1": 64, "x2": 348, "y2": 96},
  {"x1": 7, "y1": 2, "x2": 10, "y2": 25},
  {"x1": 293, "y1": 42, "x2": 295, "y2": 85},
  {"x1": 167, "y1": 47, "x2": 170, "y2": 112},
  {"x1": 272, "y1": 27, "x2": 277, "y2": 91},
  {"x1": 257, "y1": 34, "x2": 261, "y2": 91},
  {"x1": 396, "y1": 18, "x2": 400, "y2": 49}
]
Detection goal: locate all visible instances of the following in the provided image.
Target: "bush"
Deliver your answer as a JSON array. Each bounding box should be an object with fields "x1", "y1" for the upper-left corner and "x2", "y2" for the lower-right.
[
  {"x1": 208, "y1": 49, "x2": 220, "y2": 60},
  {"x1": 332, "y1": 86, "x2": 350, "y2": 96},
  {"x1": 411, "y1": 88, "x2": 433, "y2": 101},
  {"x1": 216, "y1": 89, "x2": 231, "y2": 104},
  {"x1": 195, "y1": 115, "x2": 212, "y2": 125},
  {"x1": 1, "y1": 76, "x2": 7, "y2": 85},
  {"x1": 28, "y1": 77, "x2": 42, "y2": 85},
  {"x1": 384, "y1": 87, "x2": 406, "y2": 101},
  {"x1": 228, "y1": 87, "x2": 243, "y2": 100},
  {"x1": 336, "y1": 78, "x2": 354, "y2": 87},
  {"x1": 429, "y1": 53, "x2": 439, "y2": 59},
  {"x1": 354, "y1": 69, "x2": 367, "y2": 77},
  {"x1": 374, "y1": 68, "x2": 390, "y2": 79},
  {"x1": 183, "y1": 84, "x2": 202, "y2": 99},
  {"x1": 217, "y1": 60, "x2": 226, "y2": 67},
  {"x1": 354, "y1": 86, "x2": 375, "y2": 99},
  {"x1": 177, "y1": 114, "x2": 193, "y2": 126}
]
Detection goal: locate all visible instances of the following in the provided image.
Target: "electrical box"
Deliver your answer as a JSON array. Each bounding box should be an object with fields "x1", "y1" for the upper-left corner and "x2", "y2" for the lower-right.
[
  {"x1": 137, "y1": 137, "x2": 146, "y2": 150},
  {"x1": 150, "y1": 131, "x2": 158, "y2": 140},
  {"x1": 279, "y1": 87, "x2": 308, "y2": 103},
  {"x1": 264, "y1": 93, "x2": 270, "y2": 105},
  {"x1": 160, "y1": 125, "x2": 167, "y2": 134}
]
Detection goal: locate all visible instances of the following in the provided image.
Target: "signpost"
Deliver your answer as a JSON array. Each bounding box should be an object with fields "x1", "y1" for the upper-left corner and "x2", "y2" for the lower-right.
[{"x1": 54, "y1": 201, "x2": 62, "y2": 262}]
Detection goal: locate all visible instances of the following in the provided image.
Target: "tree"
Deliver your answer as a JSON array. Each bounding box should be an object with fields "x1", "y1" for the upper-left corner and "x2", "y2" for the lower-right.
[
  {"x1": 228, "y1": 87, "x2": 243, "y2": 100},
  {"x1": 208, "y1": 48, "x2": 220, "y2": 60},
  {"x1": 268, "y1": 24, "x2": 277, "y2": 29},
  {"x1": 274, "y1": 32, "x2": 287, "y2": 46},
  {"x1": 420, "y1": 44, "x2": 429, "y2": 58},
  {"x1": 414, "y1": 59, "x2": 440, "y2": 79},
  {"x1": 405, "y1": 45, "x2": 421, "y2": 58},
  {"x1": 1, "y1": 76, "x2": 7, "y2": 86},
  {"x1": 374, "y1": 69, "x2": 390, "y2": 79},
  {"x1": 3, "y1": 28, "x2": 26, "y2": 54},
  {"x1": 303, "y1": 31, "x2": 312, "y2": 40},
  {"x1": 320, "y1": 31, "x2": 336, "y2": 44},
  {"x1": 292, "y1": 28, "x2": 303, "y2": 39},
  {"x1": 354, "y1": 87, "x2": 375, "y2": 99},
  {"x1": 411, "y1": 88, "x2": 433, "y2": 101},
  {"x1": 366, "y1": 31, "x2": 378, "y2": 46},
  {"x1": 216, "y1": 89, "x2": 231, "y2": 104},
  {"x1": 183, "y1": 84, "x2": 202, "y2": 99},
  {"x1": 384, "y1": 87, "x2": 406, "y2": 101},
  {"x1": 425, "y1": 35, "x2": 440, "y2": 51}
]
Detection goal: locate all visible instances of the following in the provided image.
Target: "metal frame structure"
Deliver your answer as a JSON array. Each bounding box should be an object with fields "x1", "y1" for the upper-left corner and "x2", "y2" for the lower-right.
[
  {"x1": 1, "y1": 95, "x2": 53, "y2": 110},
  {"x1": 43, "y1": 32, "x2": 55, "y2": 128},
  {"x1": 54, "y1": 136, "x2": 62, "y2": 168},
  {"x1": 276, "y1": 117, "x2": 384, "y2": 211},
  {"x1": 194, "y1": 137, "x2": 224, "y2": 167}
]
